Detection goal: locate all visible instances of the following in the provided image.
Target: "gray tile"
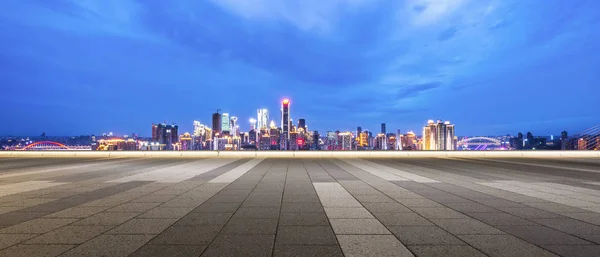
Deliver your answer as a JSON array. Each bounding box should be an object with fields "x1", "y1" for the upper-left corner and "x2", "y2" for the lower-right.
[
  {"x1": 279, "y1": 212, "x2": 329, "y2": 226},
  {"x1": 242, "y1": 197, "x2": 282, "y2": 207},
  {"x1": 0, "y1": 244, "x2": 74, "y2": 257},
  {"x1": 330, "y1": 219, "x2": 390, "y2": 235},
  {"x1": 129, "y1": 244, "x2": 207, "y2": 257},
  {"x1": 373, "y1": 212, "x2": 434, "y2": 226},
  {"x1": 106, "y1": 202, "x2": 161, "y2": 213},
  {"x1": 44, "y1": 206, "x2": 109, "y2": 218},
  {"x1": 72, "y1": 212, "x2": 138, "y2": 226},
  {"x1": 411, "y1": 207, "x2": 469, "y2": 219},
  {"x1": 150, "y1": 225, "x2": 222, "y2": 244},
  {"x1": 0, "y1": 218, "x2": 78, "y2": 234},
  {"x1": 324, "y1": 207, "x2": 374, "y2": 219},
  {"x1": 130, "y1": 194, "x2": 178, "y2": 203},
  {"x1": 578, "y1": 234, "x2": 600, "y2": 244},
  {"x1": 395, "y1": 198, "x2": 445, "y2": 208},
  {"x1": 202, "y1": 235, "x2": 275, "y2": 257},
  {"x1": 23, "y1": 225, "x2": 112, "y2": 244},
  {"x1": 444, "y1": 202, "x2": 498, "y2": 213},
  {"x1": 281, "y1": 202, "x2": 324, "y2": 213},
  {"x1": 533, "y1": 218, "x2": 600, "y2": 234},
  {"x1": 221, "y1": 219, "x2": 278, "y2": 234},
  {"x1": 353, "y1": 194, "x2": 396, "y2": 203},
  {"x1": 233, "y1": 207, "x2": 280, "y2": 219},
  {"x1": 389, "y1": 225, "x2": 464, "y2": 245},
  {"x1": 205, "y1": 194, "x2": 247, "y2": 203},
  {"x1": 496, "y1": 225, "x2": 592, "y2": 245},
  {"x1": 0, "y1": 234, "x2": 37, "y2": 250},
  {"x1": 362, "y1": 202, "x2": 411, "y2": 213},
  {"x1": 276, "y1": 226, "x2": 337, "y2": 245},
  {"x1": 499, "y1": 207, "x2": 564, "y2": 219},
  {"x1": 543, "y1": 245, "x2": 600, "y2": 257},
  {"x1": 408, "y1": 245, "x2": 487, "y2": 257},
  {"x1": 60, "y1": 234, "x2": 154, "y2": 257},
  {"x1": 108, "y1": 218, "x2": 177, "y2": 235},
  {"x1": 138, "y1": 207, "x2": 194, "y2": 219},
  {"x1": 336, "y1": 235, "x2": 414, "y2": 257},
  {"x1": 273, "y1": 245, "x2": 343, "y2": 257},
  {"x1": 459, "y1": 234, "x2": 559, "y2": 257},
  {"x1": 468, "y1": 212, "x2": 538, "y2": 226},
  {"x1": 193, "y1": 202, "x2": 241, "y2": 213},
  {"x1": 430, "y1": 218, "x2": 504, "y2": 235},
  {"x1": 175, "y1": 212, "x2": 233, "y2": 226}
]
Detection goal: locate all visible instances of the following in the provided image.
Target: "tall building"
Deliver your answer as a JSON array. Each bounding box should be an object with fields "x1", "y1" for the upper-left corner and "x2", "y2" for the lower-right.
[
  {"x1": 230, "y1": 116, "x2": 238, "y2": 136},
  {"x1": 152, "y1": 123, "x2": 178, "y2": 150},
  {"x1": 298, "y1": 119, "x2": 306, "y2": 131},
  {"x1": 212, "y1": 112, "x2": 222, "y2": 134},
  {"x1": 221, "y1": 113, "x2": 231, "y2": 133},
  {"x1": 381, "y1": 123, "x2": 386, "y2": 134},
  {"x1": 281, "y1": 99, "x2": 291, "y2": 148},
  {"x1": 561, "y1": 131, "x2": 568, "y2": 150},
  {"x1": 249, "y1": 118, "x2": 257, "y2": 131},
  {"x1": 422, "y1": 120, "x2": 455, "y2": 150},
  {"x1": 257, "y1": 109, "x2": 269, "y2": 129}
]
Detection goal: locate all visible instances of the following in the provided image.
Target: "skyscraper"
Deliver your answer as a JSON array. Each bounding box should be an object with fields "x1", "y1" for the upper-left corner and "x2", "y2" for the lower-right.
[
  {"x1": 422, "y1": 120, "x2": 436, "y2": 150},
  {"x1": 445, "y1": 121, "x2": 455, "y2": 150},
  {"x1": 381, "y1": 123, "x2": 386, "y2": 134},
  {"x1": 249, "y1": 118, "x2": 257, "y2": 131},
  {"x1": 212, "y1": 112, "x2": 222, "y2": 134},
  {"x1": 257, "y1": 109, "x2": 269, "y2": 129},
  {"x1": 423, "y1": 120, "x2": 455, "y2": 150},
  {"x1": 230, "y1": 116, "x2": 238, "y2": 136},
  {"x1": 221, "y1": 113, "x2": 231, "y2": 133},
  {"x1": 298, "y1": 119, "x2": 306, "y2": 131},
  {"x1": 281, "y1": 99, "x2": 291, "y2": 146},
  {"x1": 152, "y1": 123, "x2": 178, "y2": 150}
]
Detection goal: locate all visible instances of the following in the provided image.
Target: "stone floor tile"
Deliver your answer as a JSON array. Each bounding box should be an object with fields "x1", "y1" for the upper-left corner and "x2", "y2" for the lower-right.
[
  {"x1": 202, "y1": 235, "x2": 275, "y2": 257},
  {"x1": 129, "y1": 244, "x2": 207, "y2": 257},
  {"x1": 72, "y1": 212, "x2": 138, "y2": 226},
  {"x1": 232, "y1": 207, "x2": 280, "y2": 219},
  {"x1": 59, "y1": 234, "x2": 154, "y2": 257},
  {"x1": 175, "y1": 212, "x2": 233, "y2": 226},
  {"x1": 279, "y1": 212, "x2": 329, "y2": 226},
  {"x1": 496, "y1": 225, "x2": 594, "y2": 245},
  {"x1": 107, "y1": 218, "x2": 177, "y2": 235},
  {"x1": 411, "y1": 207, "x2": 470, "y2": 219},
  {"x1": 0, "y1": 218, "x2": 78, "y2": 234},
  {"x1": 138, "y1": 207, "x2": 194, "y2": 219},
  {"x1": 408, "y1": 245, "x2": 487, "y2": 257},
  {"x1": 468, "y1": 212, "x2": 538, "y2": 226},
  {"x1": 362, "y1": 202, "x2": 412, "y2": 213},
  {"x1": 353, "y1": 194, "x2": 396, "y2": 203},
  {"x1": 0, "y1": 234, "x2": 37, "y2": 250},
  {"x1": 542, "y1": 245, "x2": 600, "y2": 257},
  {"x1": 458, "y1": 234, "x2": 559, "y2": 257},
  {"x1": 443, "y1": 202, "x2": 498, "y2": 213},
  {"x1": 394, "y1": 198, "x2": 445, "y2": 208},
  {"x1": 330, "y1": 219, "x2": 390, "y2": 235},
  {"x1": 373, "y1": 212, "x2": 434, "y2": 226},
  {"x1": 324, "y1": 207, "x2": 374, "y2": 219},
  {"x1": 499, "y1": 207, "x2": 565, "y2": 219},
  {"x1": 319, "y1": 198, "x2": 363, "y2": 208},
  {"x1": 389, "y1": 225, "x2": 464, "y2": 245},
  {"x1": 337, "y1": 235, "x2": 414, "y2": 257},
  {"x1": 193, "y1": 202, "x2": 241, "y2": 213},
  {"x1": 532, "y1": 218, "x2": 600, "y2": 234},
  {"x1": 430, "y1": 218, "x2": 505, "y2": 235},
  {"x1": 106, "y1": 202, "x2": 161, "y2": 213},
  {"x1": 273, "y1": 245, "x2": 343, "y2": 257},
  {"x1": 276, "y1": 226, "x2": 337, "y2": 245},
  {"x1": 150, "y1": 225, "x2": 222, "y2": 244},
  {"x1": 281, "y1": 202, "x2": 325, "y2": 212},
  {"x1": 221, "y1": 218, "x2": 278, "y2": 234},
  {"x1": 44, "y1": 206, "x2": 109, "y2": 218},
  {"x1": 23, "y1": 225, "x2": 111, "y2": 244},
  {"x1": 0, "y1": 244, "x2": 74, "y2": 257}
]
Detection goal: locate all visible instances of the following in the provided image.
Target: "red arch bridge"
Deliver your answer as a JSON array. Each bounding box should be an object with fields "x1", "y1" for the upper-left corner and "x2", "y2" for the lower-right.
[{"x1": 12, "y1": 141, "x2": 91, "y2": 151}]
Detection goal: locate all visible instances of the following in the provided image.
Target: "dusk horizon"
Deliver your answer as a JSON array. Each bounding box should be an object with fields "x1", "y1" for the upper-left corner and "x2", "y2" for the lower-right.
[{"x1": 2, "y1": 0, "x2": 599, "y2": 136}]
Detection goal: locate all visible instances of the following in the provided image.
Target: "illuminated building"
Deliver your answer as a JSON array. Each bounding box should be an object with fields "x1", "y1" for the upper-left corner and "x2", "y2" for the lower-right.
[
  {"x1": 422, "y1": 120, "x2": 455, "y2": 150},
  {"x1": 386, "y1": 133, "x2": 396, "y2": 150},
  {"x1": 422, "y1": 120, "x2": 436, "y2": 150},
  {"x1": 338, "y1": 132, "x2": 353, "y2": 151},
  {"x1": 222, "y1": 113, "x2": 231, "y2": 133},
  {"x1": 95, "y1": 138, "x2": 137, "y2": 151},
  {"x1": 402, "y1": 131, "x2": 418, "y2": 150},
  {"x1": 179, "y1": 132, "x2": 192, "y2": 150},
  {"x1": 289, "y1": 131, "x2": 299, "y2": 150},
  {"x1": 230, "y1": 116, "x2": 238, "y2": 136},
  {"x1": 298, "y1": 119, "x2": 306, "y2": 131},
  {"x1": 312, "y1": 131, "x2": 320, "y2": 150},
  {"x1": 358, "y1": 131, "x2": 369, "y2": 148},
  {"x1": 446, "y1": 122, "x2": 456, "y2": 150},
  {"x1": 249, "y1": 118, "x2": 257, "y2": 131},
  {"x1": 259, "y1": 127, "x2": 270, "y2": 150},
  {"x1": 269, "y1": 127, "x2": 280, "y2": 150},
  {"x1": 152, "y1": 123, "x2": 178, "y2": 150},
  {"x1": 578, "y1": 138, "x2": 588, "y2": 150},
  {"x1": 375, "y1": 134, "x2": 387, "y2": 150},
  {"x1": 212, "y1": 112, "x2": 222, "y2": 134},
  {"x1": 281, "y1": 99, "x2": 291, "y2": 149},
  {"x1": 257, "y1": 109, "x2": 269, "y2": 129},
  {"x1": 381, "y1": 123, "x2": 386, "y2": 134}
]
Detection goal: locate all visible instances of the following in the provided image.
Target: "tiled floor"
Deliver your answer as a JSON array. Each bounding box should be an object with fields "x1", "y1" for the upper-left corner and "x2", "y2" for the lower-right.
[{"x1": 0, "y1": 157, "x2": 600, "y2": 256}]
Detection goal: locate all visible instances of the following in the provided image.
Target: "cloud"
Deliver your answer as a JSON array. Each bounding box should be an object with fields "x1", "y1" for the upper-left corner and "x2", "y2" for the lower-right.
[{"x1": 438, "y1": 26, "x2": 458, "y2": 41}]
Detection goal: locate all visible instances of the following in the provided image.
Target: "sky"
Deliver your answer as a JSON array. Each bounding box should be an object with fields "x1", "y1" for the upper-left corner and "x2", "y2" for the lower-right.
[{"x1": 1, "y1": 0, "x2": 599, "y2": 137}]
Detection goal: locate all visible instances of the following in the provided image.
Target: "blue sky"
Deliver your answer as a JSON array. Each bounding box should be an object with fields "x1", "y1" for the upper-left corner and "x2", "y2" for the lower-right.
[{"x1": 1, "y1": 0, "x2": 599, "y2": 137}]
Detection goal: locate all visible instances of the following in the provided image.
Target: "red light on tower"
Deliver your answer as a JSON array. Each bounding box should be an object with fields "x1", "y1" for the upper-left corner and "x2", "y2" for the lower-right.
[
  {"x1": 282, "y1": 99, "x2": 290, "y2": 105},
  {"x1": 297, "y1": 138, "x2": 304, "y2": 145}
]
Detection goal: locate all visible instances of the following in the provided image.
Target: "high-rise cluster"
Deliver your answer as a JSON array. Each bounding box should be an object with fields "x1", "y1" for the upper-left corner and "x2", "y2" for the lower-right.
[{"x1": 422, "y1": 120, "x2": 457, "y2": 150}]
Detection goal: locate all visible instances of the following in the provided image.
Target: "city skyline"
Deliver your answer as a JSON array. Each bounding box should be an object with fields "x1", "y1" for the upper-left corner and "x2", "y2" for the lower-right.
[{"x1": 1, "y1": 1, "x2": 600, "y2": 136}]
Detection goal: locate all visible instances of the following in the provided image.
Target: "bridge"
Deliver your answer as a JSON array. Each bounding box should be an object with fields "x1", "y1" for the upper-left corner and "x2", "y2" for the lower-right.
[
  {"x1": 458, "y1": 137, "x2": 502, "y2": 147},
  {"x1": 11, "y1": 141, "x2": 91, "y2": 151}
]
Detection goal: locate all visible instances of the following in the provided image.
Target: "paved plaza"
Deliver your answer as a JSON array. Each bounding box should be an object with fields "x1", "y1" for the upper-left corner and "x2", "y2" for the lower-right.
[{"x1": 1, "y1": 157, "x2": 600, "y2": 257}]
